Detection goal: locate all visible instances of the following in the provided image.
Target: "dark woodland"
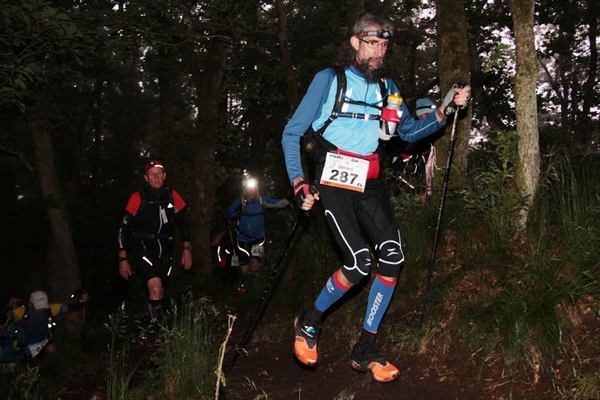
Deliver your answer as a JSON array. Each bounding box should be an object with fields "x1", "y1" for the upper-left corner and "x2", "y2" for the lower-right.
[{"x1": 1, "y1": 0, "x2": 599, "y2": 399}]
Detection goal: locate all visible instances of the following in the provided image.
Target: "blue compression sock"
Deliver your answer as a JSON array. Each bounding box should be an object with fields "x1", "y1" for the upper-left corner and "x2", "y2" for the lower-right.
[
  {"x1": 363, "y1": 274, "x2": 396, "y2": 332},
  {"x1": 314, "y1": 272, "x2": 350, "y2": 313}
]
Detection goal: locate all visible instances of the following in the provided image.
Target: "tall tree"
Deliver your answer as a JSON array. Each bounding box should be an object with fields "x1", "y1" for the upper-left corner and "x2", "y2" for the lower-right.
[
  {"x1": 437, "y1": 0, "x2": 472, "y2": 186},
  {"x1": 189, "y1": 3, "x2": 234, "y2": 273},
  {"x1": 0, "y1": 1, "x2": 86, "y2": 299},
  {"x1": 30, "y1": 117, "x2": 81, "y2": 298},
  {"x1": 276, "y1": 0, "x2": 298, "y2": 113},
  {"x1": 581, "y1": 0, "x2": 598, "y2": 145},
  {"x1": 510, "y1": 0, "x2": 540, "y2": 228}
]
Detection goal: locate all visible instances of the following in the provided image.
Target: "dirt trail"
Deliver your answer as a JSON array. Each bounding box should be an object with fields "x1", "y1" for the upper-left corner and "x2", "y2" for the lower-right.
[{"x1": 225, "y1": 335, "x2": 467, "y2": 400}]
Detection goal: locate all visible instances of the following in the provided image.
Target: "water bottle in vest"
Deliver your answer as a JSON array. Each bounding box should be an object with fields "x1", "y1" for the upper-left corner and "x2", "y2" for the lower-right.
[{"x1": 379, "y1": 93, "x2": 403, "y2": 140}]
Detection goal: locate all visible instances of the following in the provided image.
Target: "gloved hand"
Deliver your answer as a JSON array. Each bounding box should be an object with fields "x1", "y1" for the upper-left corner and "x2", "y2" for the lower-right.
[
  {"x1": 79, "y1": 291, "x2": 89, "y2": 303},
  {"x1": 71, "y1": 289, "x2": 89, "y2": 303},
  {"x1": 293, "y1": 181, "x2": 319, "y2": 211},
  {"x1": 271, "y1": 198, "x2": 289, "y2": 208},
  {"x1": 68, "y1": 289, "x2": 89, "y2": 313},
  {"x1": 441, "y1": 83, "x2": 471, "y2": 116}
]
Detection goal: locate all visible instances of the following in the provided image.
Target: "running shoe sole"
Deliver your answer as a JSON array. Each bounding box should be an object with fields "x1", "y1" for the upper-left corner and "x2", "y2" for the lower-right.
[
  {"x1": 351, "y1": 359, "x2": 401, "y2": 383},
  {"x1": 293, "y1": 316, "x2": 318, "y2": 366}
]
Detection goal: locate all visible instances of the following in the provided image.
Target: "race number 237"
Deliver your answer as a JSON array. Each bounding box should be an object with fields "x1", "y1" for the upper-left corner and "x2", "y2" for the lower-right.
[{"x1": 320, "y1": 153, "x2": 368, "y2": 192}]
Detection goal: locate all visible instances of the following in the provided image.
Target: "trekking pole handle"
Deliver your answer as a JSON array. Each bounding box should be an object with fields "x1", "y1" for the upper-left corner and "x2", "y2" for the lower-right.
[{"x1": 446, "y1": 81, "x2": 467, "y2": 111}]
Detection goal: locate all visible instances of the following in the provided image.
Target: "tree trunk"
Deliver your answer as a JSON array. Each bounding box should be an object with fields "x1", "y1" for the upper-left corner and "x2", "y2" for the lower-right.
[
  {"x1": 582, "y1": 0, "x2": 598, "y2": 145},
  {"x1": 157, "y1": 50, "x2": 183, "y2": 189},
  {"x1": 510, "y1": 0, "x2": 540, "y2": 229},
  {"x1": 190, "y1": 39, "x2": 231, "y2": 274},
  {"x1": 436, "y1": 0, "x2": 472, "y2": 189},
  {"x1": 275, "y1": 0, "x2": 298, "y2": 114},
  {"x1": 112, "y1": 51, "x2": 140, "y2": 199},
  {"x1": 30, "y1": 118, "x2": 81, "y2": 301}
]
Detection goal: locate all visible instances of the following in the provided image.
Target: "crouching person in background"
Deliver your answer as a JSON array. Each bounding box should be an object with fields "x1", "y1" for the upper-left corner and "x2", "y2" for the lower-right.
[{"x1": 0, "y1": 290, "x2": 88, "y2": 367}]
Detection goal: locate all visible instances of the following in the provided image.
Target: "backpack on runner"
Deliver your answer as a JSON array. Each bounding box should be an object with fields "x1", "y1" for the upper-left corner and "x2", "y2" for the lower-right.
[{"x1": 302, "y1": 66, "x2": 389, "y2": 163}]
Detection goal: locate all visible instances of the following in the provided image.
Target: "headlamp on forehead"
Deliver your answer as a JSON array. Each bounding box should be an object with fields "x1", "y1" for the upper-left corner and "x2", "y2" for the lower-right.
[
  {"x1": 145, "y1": 159, "x2": 164, "y2": 172},
  {"x1": 359, "y1": 29, "x2": 392, "y2": 39},
  {"x1": 245, "y1": 178, "x2": 258, "y2": 190}
]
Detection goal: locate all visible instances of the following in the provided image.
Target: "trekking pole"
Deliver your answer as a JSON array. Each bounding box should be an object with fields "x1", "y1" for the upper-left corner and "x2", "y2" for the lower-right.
[
  {"x1": 419, "y1": 101, "x2": 462, "y2": 329},
  {"x1": 228, "y1": 212, "x2": 305, "y2": 369}
]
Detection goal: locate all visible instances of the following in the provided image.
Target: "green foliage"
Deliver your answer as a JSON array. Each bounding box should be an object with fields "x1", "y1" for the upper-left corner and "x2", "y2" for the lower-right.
[
  {"x1": 103, "y1": 295, "x2": 222, "y2": 399},
  {"x1": 269, "y1": 211, "x2": 341, "y2": 314},
  {"x1": 0, "y1": 364, "x2": 56, "y2": 400},
  {"x1": 536, "y1": 0, "x2": 600, "y2": 146},
  {"x1": 380, "y1": 165, "x2": 438, "y2": 266},
  {"x1": 569, "y1": 370, "x2": 600, "y2": 400},
  {"x1": 0, "y1": 0, "x2": 85, "y2": 112},
  {"x1": 542, "y1": 154, "x2": 600, "y2": 239},
  {"x1": 151, "y1": 295, "x2": 220, "y2": 399},
  {"x1": 482, "y1": 42, "x2": 515, "y2": 74},
  {"x1": 105, "y1": 304, "x2": 142, "y2": 400},
  {"x1": 382, "y1": 149, "x2": 600, "y2": 393},
  {"x1": 461, "y1": 265, "x2": 562, "y2": 370},
  {"x1": 465, "y1": 131, "x2": 523, "y2": 246},
  {"x1": 459, "y1": 154, "x2": 600, "y2": 378},
  {"x1": 0, "y1": 0, "x2": 598, "y2": 396}
]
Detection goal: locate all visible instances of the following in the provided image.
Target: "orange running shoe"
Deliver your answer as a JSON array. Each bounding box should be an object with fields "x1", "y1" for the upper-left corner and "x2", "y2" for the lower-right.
[
  {"x1": 350, "y1": 341, "x2": 400, "y2": 383},
  {"x1": 293, "y1": 312, "x2": 321, "y2": 366}
]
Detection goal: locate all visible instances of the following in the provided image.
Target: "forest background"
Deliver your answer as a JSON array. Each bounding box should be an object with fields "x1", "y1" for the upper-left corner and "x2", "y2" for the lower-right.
[{"x1": 1, "y1": 0, "x2": 599, "y2": 398}]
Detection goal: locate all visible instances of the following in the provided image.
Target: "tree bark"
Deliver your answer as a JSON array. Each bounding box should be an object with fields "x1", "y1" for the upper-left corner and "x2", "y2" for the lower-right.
[
  {"x1": 436, "y1": 0, "x2": 472, "y2": 188},
  {"x1": 190, "y1": 38, "x2": 232, "y2": 274},
  {"x1": 510, "y1": 0, "x2": 540, "y2": 229},
  {"x1": 30, "y1": 118, "x2": 81, "y2": 301},
  {"x1": 582, "y1": 0, "x2": 598, "y2": 143},
  {"x1": 157, "y1": 49, "x2": 183, "y2": 189},
  {"x1": 275, "y1": 0, "x2": 298, "y2": 114}
]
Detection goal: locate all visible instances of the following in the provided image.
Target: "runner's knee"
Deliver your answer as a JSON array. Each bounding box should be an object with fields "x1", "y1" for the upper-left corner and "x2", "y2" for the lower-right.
[
  {"x1": 377, "y1": 237, "x2": 404, "y2": 278},
  {"x1": 249, "y1": 258, "x2": 261, "y2": 272},
  {"x1": 239, "y1": 264, "x2": 250, "y2": 274},
  {"x1": 147, "y1": 277, "x2": 163, "y2": 298},
  {"x1": 341, "y1": 250, "x2": 372, "y2": 285}
]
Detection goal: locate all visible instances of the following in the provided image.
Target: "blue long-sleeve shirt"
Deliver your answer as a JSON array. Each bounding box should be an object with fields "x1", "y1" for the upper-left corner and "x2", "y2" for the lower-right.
[
  {"x1": 281, "y1": 65, "x2": 446, "y2": 183},
  {"x1": 224, "y1": 195, "x2": 288, "y2": 242}
]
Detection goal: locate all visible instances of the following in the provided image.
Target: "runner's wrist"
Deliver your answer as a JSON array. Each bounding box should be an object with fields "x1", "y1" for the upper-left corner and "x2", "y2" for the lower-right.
[
  {"x1": 293, "y1": 178, "x2": 306, "y2": 188},
  {"x1": 435, "y1": 108, "x2": 445, "y2": 122}
]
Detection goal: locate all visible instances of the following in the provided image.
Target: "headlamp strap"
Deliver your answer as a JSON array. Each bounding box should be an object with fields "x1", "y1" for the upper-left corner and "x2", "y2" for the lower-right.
[{"x1": 359, "y1": 29, "x2": 392, "y2": 39}]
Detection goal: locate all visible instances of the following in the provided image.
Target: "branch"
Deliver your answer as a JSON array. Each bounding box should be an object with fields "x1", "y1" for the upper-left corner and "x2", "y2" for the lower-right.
[
  {"x1": 539, "y1": 58, "x2": 565, "y2": 105},
  {"x1": 128, "y1": 25, "x2": 231, "y2": 47},
  {"x1": 215, "y1": 314, "x2": 236, "y2": 400},
  {"x1": 243, "y1": 42, "x2": 283, "y2": 63},
  {"x1": 0, "y1": 143, "x2": 34, "y2": 172}
]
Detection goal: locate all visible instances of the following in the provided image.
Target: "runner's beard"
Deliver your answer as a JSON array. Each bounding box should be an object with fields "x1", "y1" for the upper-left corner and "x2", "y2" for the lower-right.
[{"x1": 355, "y1": 57, "x2": 385, "y2": 83}]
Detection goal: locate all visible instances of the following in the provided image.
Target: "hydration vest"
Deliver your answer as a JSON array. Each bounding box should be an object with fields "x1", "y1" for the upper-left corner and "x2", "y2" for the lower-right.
[
  {"x1": 240, "y1": 195, "x2": 265, "y2": 215},
  {"x1": 132, "y1": 186, "x2": 177, "y2": 241},
  {"x1": 303, "y1": 66, "x2": 388, "y2": 160},
  {"x1": 137, "y1": 186, "x2": 175, "y2": 215}
]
